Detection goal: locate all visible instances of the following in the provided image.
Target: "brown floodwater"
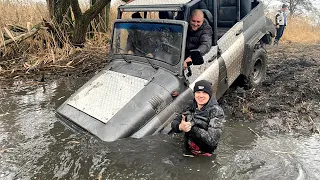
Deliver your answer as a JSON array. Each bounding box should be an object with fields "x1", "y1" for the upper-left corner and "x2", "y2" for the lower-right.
[{"x1": 0, "y1": 78, "x2": 319, "y2": 180}]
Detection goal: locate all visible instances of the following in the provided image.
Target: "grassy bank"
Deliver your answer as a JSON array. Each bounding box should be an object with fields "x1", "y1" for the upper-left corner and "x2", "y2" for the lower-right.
[
  {"x1": 0, "y1": 1, "x2": 320, "y2": 82},
  {"x1": 0, "y1": 0, "x2": 109, "y2": 82}
]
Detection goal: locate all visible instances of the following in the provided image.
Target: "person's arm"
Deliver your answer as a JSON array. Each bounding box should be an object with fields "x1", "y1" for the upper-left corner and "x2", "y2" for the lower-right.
[
  {"x1": 171, "y1": 114, "x2": 183, "y2": 133},
  {"x1": 171, "y1": 114, "x2": 193, "y2": 133},
  {"x1": 275, "y1": 11, "x2": 280, "y2": 28},
  {"x1": 197, "y1": 25, "x2": 213, "y2": 56},
  {"x1": 188, "y1": 105, "x2": 225, "y2": 148},
  {"x1": 192, "y1": 115, "x2": 209, "y2": 130}
]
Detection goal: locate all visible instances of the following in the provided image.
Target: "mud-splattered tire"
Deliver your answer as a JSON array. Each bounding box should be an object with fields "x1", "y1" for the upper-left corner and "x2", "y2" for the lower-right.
[{"x1": 246, "y1": 48, "x2": 267, "y2": 89}]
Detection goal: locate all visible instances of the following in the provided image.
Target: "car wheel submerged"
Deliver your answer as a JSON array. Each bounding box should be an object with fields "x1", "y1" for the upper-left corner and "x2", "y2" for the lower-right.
[{"x1": 247, "y1": 48, "x2": 267, "y2": 88}]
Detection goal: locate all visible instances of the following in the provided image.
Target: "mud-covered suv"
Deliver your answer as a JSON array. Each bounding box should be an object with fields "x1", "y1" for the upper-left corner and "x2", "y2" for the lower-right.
[{"x1": 57, "y1": 0, "x2": 275, "y2": 142}]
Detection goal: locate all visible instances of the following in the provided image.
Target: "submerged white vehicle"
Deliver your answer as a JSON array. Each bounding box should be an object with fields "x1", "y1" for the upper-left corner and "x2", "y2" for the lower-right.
[{"x1": 57, "y1": 0, "x2": 275, "y2": 141}]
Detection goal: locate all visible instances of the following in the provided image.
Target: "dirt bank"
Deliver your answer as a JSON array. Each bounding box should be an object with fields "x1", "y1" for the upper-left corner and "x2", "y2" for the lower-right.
[
  {"x1": 221, "y1": 43, "x2": 320, "y2": 135},
  {"x1": 1, "y1": 43, "x2": 319, "y2": 135}
]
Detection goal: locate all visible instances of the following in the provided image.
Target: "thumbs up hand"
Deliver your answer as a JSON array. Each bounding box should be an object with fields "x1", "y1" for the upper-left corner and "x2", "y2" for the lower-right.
[{"x1": 179, "y1": 115, "x2": 192, "y2": 132}]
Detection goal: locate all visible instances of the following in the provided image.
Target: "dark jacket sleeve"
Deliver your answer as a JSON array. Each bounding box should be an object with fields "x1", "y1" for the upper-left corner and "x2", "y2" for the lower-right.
[
  {"x1": 189, "y1": 105, "x2": 225, "y2": 148},
  {"x1": 192, "y1": 115, "x2": 209, "y2": 130},
  {"x1": 171, "y1": 114, "x2": 183, "y2": 133},
  {"x1": 275, "y1": 10, "x2": 281, "y2": 25},
  {"x1": 197, "y1": 22, "x2": 213, "y2": 56}
]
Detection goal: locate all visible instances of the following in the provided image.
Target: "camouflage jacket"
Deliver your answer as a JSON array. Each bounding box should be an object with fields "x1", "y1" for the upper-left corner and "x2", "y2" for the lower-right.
[{"x1": 171, "y1": 97, "x2": 225, "y2": 152}]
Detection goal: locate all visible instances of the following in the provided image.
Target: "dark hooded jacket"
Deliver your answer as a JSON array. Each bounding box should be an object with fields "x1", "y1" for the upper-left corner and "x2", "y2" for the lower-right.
[
  {"x1": 185, "y1": 19, "x2": 213, "y2": 58},
  {"x1": 171, "y1": 97, "x2": 225, "y2": 153}
]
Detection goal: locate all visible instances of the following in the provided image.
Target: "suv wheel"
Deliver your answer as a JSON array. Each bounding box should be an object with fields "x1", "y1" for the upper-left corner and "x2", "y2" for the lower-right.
[{"x1": 246, "y1": 48, "x2": 267, "y2": 88}]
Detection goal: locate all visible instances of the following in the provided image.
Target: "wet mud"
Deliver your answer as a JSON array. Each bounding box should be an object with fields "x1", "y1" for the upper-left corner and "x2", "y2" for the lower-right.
[
  {"x1": 221, "y1": 44, "x2": 320, "y2": 135},
  {"x1": 1, "y1": 43, "x2": 319, "y2": 135},
  {"x1": 0, "y1": 43, "x2": 320, "y2": 179}
]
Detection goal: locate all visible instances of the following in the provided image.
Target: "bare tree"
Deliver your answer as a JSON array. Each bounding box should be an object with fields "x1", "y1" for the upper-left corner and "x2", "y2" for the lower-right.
[
  {"x1": 280, "y1": 0, "x2": 317, "y2": 16},
  {"x1": 70, "y1": 0, "x2": 111, "y2": 46},
  {"x1": 46, "y1": 0, "x2": 115, "y2": 47}
]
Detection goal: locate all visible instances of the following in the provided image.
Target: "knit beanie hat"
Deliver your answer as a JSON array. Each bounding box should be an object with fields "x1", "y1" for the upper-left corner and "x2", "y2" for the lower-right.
[
  {"x1": 193, "y1": 80, "x2": 212, "y2": 98},
  {"x1": 282, "y1": 4, "x2": 288, "y2": 8}
]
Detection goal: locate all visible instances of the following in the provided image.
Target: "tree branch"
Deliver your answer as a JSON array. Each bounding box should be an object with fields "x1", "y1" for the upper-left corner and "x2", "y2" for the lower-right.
[
  {"x1": 0, "y1": 28, "x2": 40, "y2": 49},
  {"x1": 70, "y1": 0, "x2": 82, "y2": 20},
  {"x1": 83, "y1": 0, "x2": 111, "y2": 21}
]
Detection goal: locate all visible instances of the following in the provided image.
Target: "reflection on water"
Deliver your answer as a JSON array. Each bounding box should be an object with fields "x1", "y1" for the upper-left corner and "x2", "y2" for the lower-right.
[{"x1": 0, "y1": 79, "x2": 319, "y2": 180}]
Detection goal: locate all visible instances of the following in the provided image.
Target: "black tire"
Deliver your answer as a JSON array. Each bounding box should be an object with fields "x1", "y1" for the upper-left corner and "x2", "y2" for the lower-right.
[{"x1": 246, "y1": 48, "x2": 267, "y2": 88}]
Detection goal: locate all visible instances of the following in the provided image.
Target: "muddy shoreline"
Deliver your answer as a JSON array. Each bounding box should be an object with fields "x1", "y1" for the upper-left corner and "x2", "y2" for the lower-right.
[
  {"x1": 221, "y1": 44, "x2": 320, "y2": 135},
  {"x1": 1, "y1": 43, "x2": 319, "y2": 135}
]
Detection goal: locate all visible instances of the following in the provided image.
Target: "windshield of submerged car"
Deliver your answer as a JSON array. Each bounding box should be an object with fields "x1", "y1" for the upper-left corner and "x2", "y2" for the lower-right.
[{"x1": 112, "y1": 22, "x2": 183, "y2": 66}]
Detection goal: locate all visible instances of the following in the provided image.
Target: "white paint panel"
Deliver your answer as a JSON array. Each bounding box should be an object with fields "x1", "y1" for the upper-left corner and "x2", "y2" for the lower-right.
[
  {"x1": 221, "y1": 34, "x2": 245, "y2": 86},
  {"x1": 68, "y1": 71, "x2": 148, "y2": 124},
  {"x1": 186, "y1": 46, "x2": 218, "y2": 84}
]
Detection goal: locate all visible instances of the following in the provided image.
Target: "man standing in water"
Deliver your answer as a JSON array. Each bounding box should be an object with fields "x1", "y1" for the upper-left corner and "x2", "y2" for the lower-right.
[
  {"x1": 171, "y1": 80, "x2": 225, "y2": 157},
  {"x1": 274, "y1": 4, "x2": 288, "y2": 45}
]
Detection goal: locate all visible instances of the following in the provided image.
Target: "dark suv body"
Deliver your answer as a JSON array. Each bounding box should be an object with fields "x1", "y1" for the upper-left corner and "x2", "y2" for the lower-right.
[{"x1": 57, "y1": 0, "x2": 275, "y2": 142}]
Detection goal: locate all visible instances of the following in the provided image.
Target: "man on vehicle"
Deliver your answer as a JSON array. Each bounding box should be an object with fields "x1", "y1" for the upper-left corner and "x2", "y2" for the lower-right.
[
  {"x1": 184, "y1": 9, "x2": 213, "y2": 69},
  {"x1": 274, "y1": 4, "x2": 288, "y2": 45},
  {"x1": 171, "y1": 80, "x2": 225, "y2": 157}
]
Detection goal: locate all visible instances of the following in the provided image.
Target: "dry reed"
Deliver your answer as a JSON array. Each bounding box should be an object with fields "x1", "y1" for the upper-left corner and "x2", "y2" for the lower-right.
[
  {"x1": 281, "y1": 17, "x2": 320, "y2": 44},
  {"x1": 0, "y1": 0, "x2": 110, "y2": 79},
  {"x1": 0, "y1": 0, "x2": 319, "y2": 80},
  {"x1": 0, "y1": 0, "x2": 48, "y2": 29}
]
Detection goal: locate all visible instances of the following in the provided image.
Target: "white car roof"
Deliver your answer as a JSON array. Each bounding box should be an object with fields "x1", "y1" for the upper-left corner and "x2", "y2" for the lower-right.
[{"x1": 125, "y1": 0, "x2": 191, "y2": 6}]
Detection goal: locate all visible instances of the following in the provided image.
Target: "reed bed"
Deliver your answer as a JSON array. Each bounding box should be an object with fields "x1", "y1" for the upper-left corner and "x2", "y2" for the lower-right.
[
  {"x1": 0, "y1": 0, "x2": 319, "y2": 81},
  {"x1": 281, "y1": 17, "x2": 320, "y2": 44}
]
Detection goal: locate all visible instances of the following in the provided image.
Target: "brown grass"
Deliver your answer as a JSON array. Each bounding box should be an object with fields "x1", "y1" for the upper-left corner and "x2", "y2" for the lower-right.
[
  {"x1": 0, "y1": 0, "x2": 48, "y2": 29},
  {"x1": 0, "y1": 0, "x2": 110, "y2": 81},
  {"x1": 282, "y1": 17, "x2": 320, "y2": 44}
]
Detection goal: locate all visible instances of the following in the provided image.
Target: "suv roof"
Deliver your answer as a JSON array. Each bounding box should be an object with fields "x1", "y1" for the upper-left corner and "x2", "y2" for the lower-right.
[
  {"x1": 125, "y1": 0, "x2": 191, "y2": 6},
  {"x1": 119, "y1": 0, "x2": 193, "y2": 12}
]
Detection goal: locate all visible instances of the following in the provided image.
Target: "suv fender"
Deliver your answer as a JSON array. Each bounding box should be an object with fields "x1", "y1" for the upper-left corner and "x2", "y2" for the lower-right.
[{"x1": 242, "y1": 30, "x2": 266, "y2": 77}]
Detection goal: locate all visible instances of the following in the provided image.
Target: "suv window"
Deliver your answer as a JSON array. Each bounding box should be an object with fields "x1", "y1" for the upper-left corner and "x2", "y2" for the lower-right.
[{"x1": 112, "y1": 22, "x2": 183, "y2": 65}]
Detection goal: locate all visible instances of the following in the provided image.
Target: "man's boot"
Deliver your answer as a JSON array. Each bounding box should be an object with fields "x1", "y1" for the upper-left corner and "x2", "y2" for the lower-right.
[{"x1": 273, "y1": 40, "x2": 278, "y2": 45}]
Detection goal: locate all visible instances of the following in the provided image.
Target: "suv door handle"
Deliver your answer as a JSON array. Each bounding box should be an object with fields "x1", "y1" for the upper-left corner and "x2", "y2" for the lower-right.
[{"x1": 236, "y1": 29, "x2": 243, "y2": 36}]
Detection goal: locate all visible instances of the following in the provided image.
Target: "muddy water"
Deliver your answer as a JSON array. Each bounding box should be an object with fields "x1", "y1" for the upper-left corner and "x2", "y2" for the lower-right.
[{"x1": 0, "y1": 79, "x2": 319, "y2": 180}]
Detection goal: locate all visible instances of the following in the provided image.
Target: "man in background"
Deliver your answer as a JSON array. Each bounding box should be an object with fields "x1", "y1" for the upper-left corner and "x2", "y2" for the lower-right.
[{"x1": 274, "y1": 4, "x2": 288, "y2": 45}]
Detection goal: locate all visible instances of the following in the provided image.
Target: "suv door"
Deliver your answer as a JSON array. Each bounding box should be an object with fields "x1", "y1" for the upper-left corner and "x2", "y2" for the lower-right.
[{"x1": 216, "y1": 22, "x2": 245, "y2": 98}]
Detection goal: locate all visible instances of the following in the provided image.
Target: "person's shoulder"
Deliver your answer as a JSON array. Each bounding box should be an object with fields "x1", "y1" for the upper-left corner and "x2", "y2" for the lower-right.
[
  {"x1": 203, "y1": 19, "x2": 210, "y2": 27},
  {"x1": 209, "y1": 97, "x2": 218, "y2": 105},
  {"x1": 202, "y1": 19, "x2": 212, "y2": 31},
  {"x1": 204, "y1": 98, "x2": 218, "y2": 110},
  {"x1": 207, "y1": 98, "x2": 224, "y2": 116}
]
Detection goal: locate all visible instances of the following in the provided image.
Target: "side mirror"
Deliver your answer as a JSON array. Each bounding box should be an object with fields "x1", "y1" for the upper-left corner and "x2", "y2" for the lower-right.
[{"x1": 190, "y1": 49, "x2": 204, "y2": 65}]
